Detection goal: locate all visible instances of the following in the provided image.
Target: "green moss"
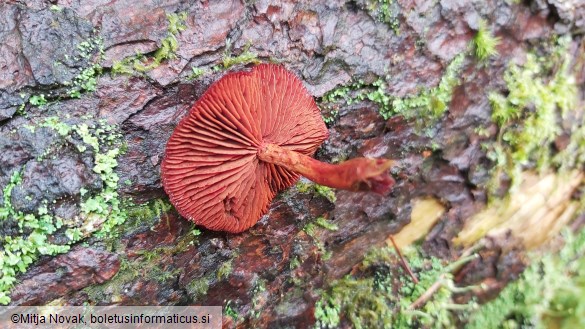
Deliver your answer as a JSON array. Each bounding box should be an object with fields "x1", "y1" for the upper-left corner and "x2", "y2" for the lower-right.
[
  {"x1": 471, "y1": 19, "x2": 500, "y2": 61},
  {"x1": 468, "y1": 229, "x2": 585, "y2": 329},
  {"x1": 289, "y1": 256, "x2": 301, "y2": 270},
  {"x1": 314, "y1": 226, "x2": 585, "y2": 328},
  {"x1": 321, "y1": 108, "x2": 339, "y2": 125},
  {"x1": 29, "y1": 94, "x2": 47, "y2": 106},
  {"x1": 84, "y1": 253, "x2": 179, "y2": 302},
  {"x1": 314, "y1": 246, "x2": 473, "y2": 329},
  {"x1": 84, "y1": 224, "x2": 202, "y2": 303},
  {"x1": 19, "y1": 35, "x2": 104, "y2": 114},
  {"x1": 315, "y1": 275, "x2": 393, "y2": 329},
  {"x1": 186, "y1": 276, "x2": 210, "y2": 300},
  {"x1": 303, "y1": 217, "x2": 338, "y2": 261},
  {"x1": 482, "y1": 36, "x2": 579, "y2": 195},
  {"x1": 82, "y1": 257, "x2": 132, "y2": 302},
  {"x1": 390, "y1": 53, "x2": 465, "y2": 124},
  {"x1": 321, "y1": 82, "x2": 362, "y2": 104},
  {"x1": 125, "y1": 198, "x2": 173, "y2": 231},
  {"x1": 250, "y1": 278, "x2": 267, "y2": 318},
  {"x1": 112, "y1": 12, "x2": 187, "y2": 75},
  {"x1": 186, "y1": 67, "x2": 206, "y2": 80},
  {"x1": 225, "y1": 300, "x2": 239, "y2": 320},
  {"x1": 217, "y1": 259, "x2": 233, "y2": 280},
  {"x1": 321, "y1": 53, "x2": 466, "y2": 131},
  {"x1": 215, "y1": 42, "x2": 260, "y2": 70},
  {"x1": 67, "y1": 37, "x2": 105, "y2": 99},
  {"x1": 366, "y1": 0, "x2": 400, "y2": 34},
  {"x1": 314, "y1": 185, "x2": 337, "y2": 203},
  {"x1": 314, "y1": 217, "x2": 339, "y2": 231},
  {"x1": 296, "y1": 181, "x2": 337, "y2": 203}
]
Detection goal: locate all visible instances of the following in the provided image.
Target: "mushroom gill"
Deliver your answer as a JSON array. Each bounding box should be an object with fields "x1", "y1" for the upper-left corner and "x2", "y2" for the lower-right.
[{"x1": 161, "y1": 64, "x2": 395, "y2": 233}]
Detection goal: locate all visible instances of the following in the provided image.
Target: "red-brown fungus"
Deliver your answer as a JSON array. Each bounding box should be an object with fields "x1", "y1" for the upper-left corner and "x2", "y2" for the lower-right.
[{"x1": 161, "y1": 64, "x2": 395, "y2": 233}]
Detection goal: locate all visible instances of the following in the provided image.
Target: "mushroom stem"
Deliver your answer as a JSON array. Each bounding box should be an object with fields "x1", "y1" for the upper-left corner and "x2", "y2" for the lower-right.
[{"x1": 258, "y1": 143, "x2": 396, "y2": 195}]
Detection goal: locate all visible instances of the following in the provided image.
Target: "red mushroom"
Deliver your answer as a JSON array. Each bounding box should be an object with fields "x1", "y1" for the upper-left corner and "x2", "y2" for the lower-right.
[{"x1": 162, "y1": 64, "x2": 395, "y2": 233}]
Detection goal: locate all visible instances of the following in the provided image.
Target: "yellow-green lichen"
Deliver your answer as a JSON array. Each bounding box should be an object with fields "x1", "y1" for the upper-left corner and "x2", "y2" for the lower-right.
[{"x1": 0, "y1": 118, "x2": 127, "y2": 305}]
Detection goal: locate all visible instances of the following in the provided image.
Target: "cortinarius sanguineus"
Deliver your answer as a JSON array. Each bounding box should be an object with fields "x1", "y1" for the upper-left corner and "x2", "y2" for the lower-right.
[{"x1": 162, "y1": 64, "x2": 395, "y2": 233}]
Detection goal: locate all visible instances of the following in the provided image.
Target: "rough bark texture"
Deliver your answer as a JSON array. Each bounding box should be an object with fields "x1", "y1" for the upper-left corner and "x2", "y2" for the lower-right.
[{"x1": 1, "y1": 0, "x2": 585, "y2": 328}]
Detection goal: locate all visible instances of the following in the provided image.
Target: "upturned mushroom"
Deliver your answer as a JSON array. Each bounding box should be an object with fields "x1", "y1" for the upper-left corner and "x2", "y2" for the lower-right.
[{"x1": 161, "y1": 64, "x2": 395, "y2": 233}]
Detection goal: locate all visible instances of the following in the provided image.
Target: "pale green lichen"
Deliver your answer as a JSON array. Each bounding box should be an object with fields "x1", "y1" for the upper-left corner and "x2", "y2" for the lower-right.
[
  {"x1": 67, "y1": 36, "x2": 105, "y2": 99},
  {"x1": 0, "y1": 119, "x2": 126, "y2": 305}
]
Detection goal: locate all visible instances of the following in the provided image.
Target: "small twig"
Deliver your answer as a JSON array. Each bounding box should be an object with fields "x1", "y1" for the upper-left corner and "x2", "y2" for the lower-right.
[
  {"x1": 389, "y1": 235, "x2": 419, "y2": 284},
  {"x1": 408, "y1": 253, "x2": 481, "y2": 310},
  {"x1": 408, "y1": 275, "x2": 445, "y2": 310}
]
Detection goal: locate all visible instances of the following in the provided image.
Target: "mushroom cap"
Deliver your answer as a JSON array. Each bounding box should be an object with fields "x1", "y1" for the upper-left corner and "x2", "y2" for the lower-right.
[{"x1": 161, "y1": 64, "x2": 328, "y2": 233}]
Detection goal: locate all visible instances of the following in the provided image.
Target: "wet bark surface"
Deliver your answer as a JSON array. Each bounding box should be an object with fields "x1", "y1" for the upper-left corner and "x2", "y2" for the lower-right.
[{"x1": 1, "y1": 0, "x2": 585, "y2": 328}]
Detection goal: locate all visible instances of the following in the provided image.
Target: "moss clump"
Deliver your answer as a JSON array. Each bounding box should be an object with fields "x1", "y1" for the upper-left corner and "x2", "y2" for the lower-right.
[
  {"x1": 321, "y1": 53, "x2": 466, "y2": 130},
  {"x1": 366, "y1": 0, "x2": 400, "y2": 34},
  {"x1": 471, "y1": 19, "x2": 500, "y2": 61},
  {"x1": 29, "y1": 94, "x2": 47, "y2": 106},
  {"x1": 482, "y1": 36, "x2": 579, "y2": 195},
  {"x1": 390, "y1": 53, "x2": 465, "y2": 124},
  {"x1": 18, "y1": 36, "x2": 104, "y2": 113},
  {"x1": 186, "y1": 276, "x2": 210, "y2": 300},
  {"x1": 0, "y1": 171, "x2": 70, "y2": 304},
  {"x1": 186, "y1": 67, "x2": 206, "y2": 80},
  {"x1": 468, "y1": 229, "x2": 585, "y2": 329},
  {"x1": 250, "y1": 278, "x2": 267, "y2": 318},
  {"x1": 224, "y1": 300, "x2": 239, "y2": 320},
  {"x1": 211, "y1": 41, "x2": 260, "y2": 72},
  {"x1": 314, "y1": 246, "x2": 475, "y2": 329},
  {"x1": 220, "y1": 48, "x2": 259, "y2": 69},
  {"x1": 217, "y1": 259, "x2": 233, "y2": 280},
  {"x1": 314, "y1": 227, "x2": 585, "y2": 328},
  {"x1": 124, "y1": 198, "x2": 173, "y2": 232},
  {"x1": 66, "y1": 36, "x2": 105, "y2": 99},
  {"x1": 83, "y1": 253, "x2": 180, "y2": 303},
  {"x1": 112, "y1": 12, "x2": 187, "y2": 75},
  {"x1": 296, "y1": 181, "x2": 337, "y2": 203},
  {"x1": 182, "y1": 40, "x2": 260, "y2": 80},
  {"x1": 85, "y1": 225, "x2": 203, "y2": 303},
  {"x1": 303, "y1": 217, "x2": 338, "y2": 261}
]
